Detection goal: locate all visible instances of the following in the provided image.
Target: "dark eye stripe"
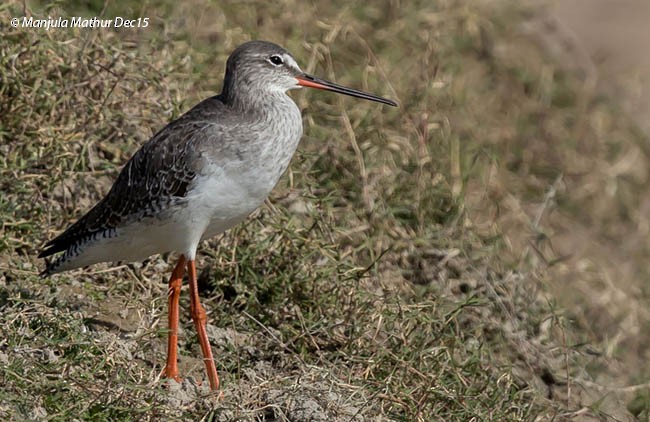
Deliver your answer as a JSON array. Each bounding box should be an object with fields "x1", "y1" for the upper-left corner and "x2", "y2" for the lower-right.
[{"x1": 269, "y1": 55, "x2": 283, "y2": 65}]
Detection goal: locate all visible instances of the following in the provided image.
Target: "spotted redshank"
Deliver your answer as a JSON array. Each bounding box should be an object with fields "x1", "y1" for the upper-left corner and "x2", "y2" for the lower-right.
[{"x1": 39, "y1": 40, "x2": 397, "y2": 391}]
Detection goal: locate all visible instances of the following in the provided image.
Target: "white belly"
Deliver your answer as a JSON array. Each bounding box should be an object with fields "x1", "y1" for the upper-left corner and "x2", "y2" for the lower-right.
[
  {"x1": 52, "y1": 172, "x2": 270, "y2": 273},
  {"x1": 182, "y1": 161, "x2": 289, "y2": 254}
]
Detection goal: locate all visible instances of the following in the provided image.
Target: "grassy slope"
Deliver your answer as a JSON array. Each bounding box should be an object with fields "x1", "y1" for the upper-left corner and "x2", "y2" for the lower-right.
[{"x1": 0, "y1": 0, "x2": 647, "y2": 420}]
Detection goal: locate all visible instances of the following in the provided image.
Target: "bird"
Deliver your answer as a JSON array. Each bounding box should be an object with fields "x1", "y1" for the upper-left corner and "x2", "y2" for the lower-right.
[{"x1": 39, "y1": 40, "x2": 397, "y2": 391}]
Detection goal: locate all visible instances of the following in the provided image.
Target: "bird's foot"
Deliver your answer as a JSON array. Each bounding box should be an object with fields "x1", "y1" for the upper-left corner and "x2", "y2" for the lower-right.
[{"x1": 159, "y1": 367, "x2": 183, "y2": 386}]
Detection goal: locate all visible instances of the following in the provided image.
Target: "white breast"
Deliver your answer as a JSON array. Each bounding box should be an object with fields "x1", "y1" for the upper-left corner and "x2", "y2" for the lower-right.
[{"x1": 194, "y1": 93, "x2": 303, "y2": 242}]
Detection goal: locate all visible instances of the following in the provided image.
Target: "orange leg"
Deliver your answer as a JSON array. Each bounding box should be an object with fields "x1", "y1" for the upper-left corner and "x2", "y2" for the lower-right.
[
  {"x1": 187, "y1": 259, "x2": 220, "y2": 390},
  {"x1": 164, "y1": 255, "x2": 186, "y2": 382}
]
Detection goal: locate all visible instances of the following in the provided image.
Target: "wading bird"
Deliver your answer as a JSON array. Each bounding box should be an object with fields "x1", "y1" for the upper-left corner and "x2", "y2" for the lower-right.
[{"x1": 40, "y1": 40, "x2": 397, "y2": 391}]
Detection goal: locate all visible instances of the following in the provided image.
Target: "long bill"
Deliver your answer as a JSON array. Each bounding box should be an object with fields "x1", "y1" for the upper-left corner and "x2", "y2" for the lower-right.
[{"x1": 296, "y1": 74, "x2": 398, "y2": 107}]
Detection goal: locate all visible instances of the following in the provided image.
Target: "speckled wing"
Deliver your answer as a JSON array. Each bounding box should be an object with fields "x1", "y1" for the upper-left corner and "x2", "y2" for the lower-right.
[{"x1": 38, "y1": 115, "x2": 207, "y2": 266}]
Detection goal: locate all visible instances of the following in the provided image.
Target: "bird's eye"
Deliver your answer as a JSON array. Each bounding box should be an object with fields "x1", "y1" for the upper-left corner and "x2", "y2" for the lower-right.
[{"x1": 269, "y1": 55, "x2": 284, "y2": 66}]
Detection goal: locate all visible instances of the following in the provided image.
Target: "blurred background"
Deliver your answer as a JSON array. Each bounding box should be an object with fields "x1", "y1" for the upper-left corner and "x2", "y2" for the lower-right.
[
  {"x1": 542, "y1": 0, "x2": 650, "y2": 137},
  {"x1": 1, "y1": 0, "x2": 650, "y2": 420}
]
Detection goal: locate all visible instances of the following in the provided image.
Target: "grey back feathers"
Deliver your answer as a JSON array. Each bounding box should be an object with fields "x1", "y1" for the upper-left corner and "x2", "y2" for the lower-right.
[{"x1": 39, "y1": 115, "x2": 204, "y2": 261}]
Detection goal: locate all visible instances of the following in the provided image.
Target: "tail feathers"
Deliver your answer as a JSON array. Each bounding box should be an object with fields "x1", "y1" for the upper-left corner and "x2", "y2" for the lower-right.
[
  {"x1": 38, "y1": 243, "x2": 60, "y2": 259},
  {"x1": 39, "y1": 251, "x2": 72, "y2": 278},
  {"x1": 39, "y1": 260, "x2": 54, "y2": 278},
  {"x1": 38, "y1": 236, "x2": 80, "y2": 278},
  {"x1": 38, "y1": 233, "x2": 84, "y2": 259},
  {"x1": 39, "y1": 227, "x2": 118, "y2": 277}
]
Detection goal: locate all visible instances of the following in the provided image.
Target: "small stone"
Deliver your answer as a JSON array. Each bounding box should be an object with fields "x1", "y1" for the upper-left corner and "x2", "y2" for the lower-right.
[
  {"x1": 30, "y1": 405, "x2": 47, "y2": 420},
  {"x1": 45, "y1": 348, "x2": 59, "y2": 363}
]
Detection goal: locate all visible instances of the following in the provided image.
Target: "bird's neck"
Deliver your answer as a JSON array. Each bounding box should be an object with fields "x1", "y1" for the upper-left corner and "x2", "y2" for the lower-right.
[{"x1": 222, "y1": 87, "x2": 295, "y2": 116}]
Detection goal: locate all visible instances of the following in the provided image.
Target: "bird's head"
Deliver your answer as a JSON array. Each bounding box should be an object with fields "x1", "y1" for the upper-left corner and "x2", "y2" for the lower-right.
[{"x1": 222, "y1": 40, "x2": 397, "y2": 107}]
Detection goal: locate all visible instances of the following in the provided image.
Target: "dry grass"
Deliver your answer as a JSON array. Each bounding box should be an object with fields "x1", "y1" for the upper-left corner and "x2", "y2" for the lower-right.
[{"x1": 1, "y1": 0, "x2": 648, "y2": 420}]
